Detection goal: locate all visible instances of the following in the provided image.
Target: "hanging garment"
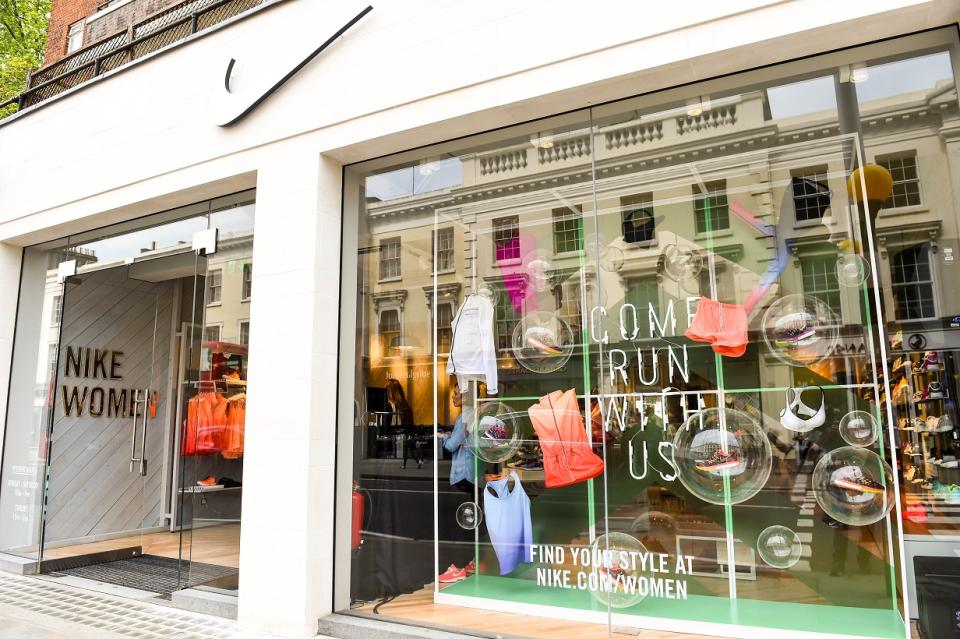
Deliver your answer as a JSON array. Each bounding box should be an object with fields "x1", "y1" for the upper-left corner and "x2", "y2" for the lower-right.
[
  {"x1": 527, "y1": 389, "x2": 605, "y2": 488},
  {"x1": 447, "y1": 294, "x2": 498, "y2": 394},
  {"x1": 685, "y1": 297, "x2": 748, "y2": 357},
  {"x1": 483, "y1": 471, "x2": 532, "y2": 575},
  {"x1": 222, "y1": 393, "x2": 246, "y2": 459},
  {"x1": 182, "y1": 391, "x2": 228, "y2": 456},
  {"x1": 443, "y1": 408, "x2": 476, "y2": 485}
]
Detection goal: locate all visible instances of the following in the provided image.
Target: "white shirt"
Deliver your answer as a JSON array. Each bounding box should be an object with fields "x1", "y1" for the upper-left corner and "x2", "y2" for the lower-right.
[{"x1": 446, "y1": 294, "x2": 498, "y2": 394}]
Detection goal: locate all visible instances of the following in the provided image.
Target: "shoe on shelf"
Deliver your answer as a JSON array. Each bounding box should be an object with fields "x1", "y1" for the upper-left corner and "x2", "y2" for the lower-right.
[
  {"x1": 915, "y1": 388, "x2": 930, "y2": 403},
  {"x1": 465, "y1": 560, "x2": 476, "y2": 575},
  {"x1": 929, "y1": 382, "x2": 945, "y2": 400},
  {"x1": 922, "y1": 481, "x2": 933, "y2": 490},
  {"x1": 893, "y1": 378, "x2": 909, "y2": 402},
  {"x1": 438, "y1": 564, "x2": 466, "y2": 584},
  {"x1": 197, "y1": 476, "x2": 217, "y2": 487},
  {"x1": 893, "y1": 356, "x2": 905, "y2": 370},
  {"x1": 922, "y1": 351, "x2": 941, "y2": 372}
]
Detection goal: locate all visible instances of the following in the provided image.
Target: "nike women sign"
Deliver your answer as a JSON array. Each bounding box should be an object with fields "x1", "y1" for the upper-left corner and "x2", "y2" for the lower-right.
[{"x1": 208, "y1": 4, "x2": 373, "y2": 127}]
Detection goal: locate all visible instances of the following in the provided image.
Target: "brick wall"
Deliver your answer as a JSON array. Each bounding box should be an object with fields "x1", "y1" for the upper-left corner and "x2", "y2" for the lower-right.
[
  {"x1": 44, "y1": 0, "x2": 100, "y2": 64},
  {"x1": 44, "y1": 0, "x2": 184, "y2": 67}
]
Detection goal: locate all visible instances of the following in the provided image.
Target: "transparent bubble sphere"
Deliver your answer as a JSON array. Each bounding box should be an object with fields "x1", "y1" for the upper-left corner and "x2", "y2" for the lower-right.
[
  {"x1": 661, "y1": 245, "x2": 703, "y2": 281},
  {"x1": 813, "y1": 447, "x2": 894, "y2": 526},
  {"x1": 629, "y1": 511, "x2": 677, "y2": 556},
  {"x1": 672, "y1": 408, "x2": 772, "y2": 505},
  {"x1": 839, "y1": 411, "x2": 880, "y2": 448},
  {"x1": 524, "y1": 249, "x2": 553, "y2": 292},
  {"x1": 757, "y1": 525, "x2": 803, "y2": 569},
  {"x1": 584, "y1": 234, "x2": 625, "y2": 273},
  {"x1": 456, "y1": 502, "x2": 483, "y2": 530},
  {"x1": 762, "y1": 294, "x2": 840, "y2": 367},
  {"x1": 512, "y1": 312, "x2": 575, "y2": 374},
  {"x1": 465, "y1": 401, "x2": 522, "y2": 464},
  {"x1": 589, "y1": 532, "x2": 648, "y2": 609},
  {"x1": 836, "y1": 254, "x2": 870, "y2": 287}
]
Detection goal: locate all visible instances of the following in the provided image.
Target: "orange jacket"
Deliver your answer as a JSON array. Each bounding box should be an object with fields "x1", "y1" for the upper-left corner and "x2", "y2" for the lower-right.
[{"x1": 528, "y1": 389, "x2": 605, "y2": 488}]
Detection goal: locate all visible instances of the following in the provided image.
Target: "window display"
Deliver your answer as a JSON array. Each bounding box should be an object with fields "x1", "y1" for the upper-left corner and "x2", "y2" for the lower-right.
[{"x1": 340, "y1": 32, "x2": 960, "y2": 639}]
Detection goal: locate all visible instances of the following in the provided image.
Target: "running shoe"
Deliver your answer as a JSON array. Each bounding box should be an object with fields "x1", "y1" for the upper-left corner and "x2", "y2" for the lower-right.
[
  {"x1": 695, "y1": 449, "x2": 740, "y2": 473},
  {"x1": 526, "y1": 329, "x2": 564, "y2": 356},
  {"x1": 465, "y1": 560, "x2": 476, "y2": 575},
  {"x1": 773, "y1": 312, "x2": 816, "y2": 347},
  {"x1": 921, "y1": 351, "x2": 941, "y2": 372},
  {"x1": 438, "y1": 564, "x2": 466, "y2": 583},
  {"x1": 480, "y1": 417, "x2": 508, "y2": 444},
  {"x1": 198, "y1": 475, "x2": 217, "y2": 487},
  {"x1": 832, "y1": 467, "x2": 885, "y2": 495},
  {"x1": 929, "y1": 382, "x2": 944, "y2": 399}
]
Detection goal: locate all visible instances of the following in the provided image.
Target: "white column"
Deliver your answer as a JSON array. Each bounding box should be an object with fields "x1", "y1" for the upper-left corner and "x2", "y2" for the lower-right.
[
  {"x1": 0, "y1": 242, "x2": 22, "y2": 453},
  {"x1": 238, "y1": 145, "x2": 342, "y2": 637}
]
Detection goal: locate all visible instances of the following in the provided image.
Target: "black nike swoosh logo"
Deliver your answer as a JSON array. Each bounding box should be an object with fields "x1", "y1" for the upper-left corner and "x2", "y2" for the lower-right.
[{"x1": 214, "y1": 4, "x2": 373, "y2": 127}]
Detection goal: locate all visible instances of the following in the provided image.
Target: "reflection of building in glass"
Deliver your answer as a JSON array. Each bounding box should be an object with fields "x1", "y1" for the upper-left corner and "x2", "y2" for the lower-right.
[{"x1": 360, "y1": 73, "x2": 960, "y2": 426}]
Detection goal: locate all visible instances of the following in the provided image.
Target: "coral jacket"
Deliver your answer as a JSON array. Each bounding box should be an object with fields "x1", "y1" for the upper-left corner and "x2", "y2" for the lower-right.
[{"x1": 527, "y1": 389, "x2": 605, "y2": 488}]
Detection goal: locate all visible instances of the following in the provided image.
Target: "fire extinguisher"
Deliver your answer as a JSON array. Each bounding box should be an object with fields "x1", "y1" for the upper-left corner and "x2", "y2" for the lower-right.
[{"x1": 351, "y1": 481, "x2": 365, "y2": 550}]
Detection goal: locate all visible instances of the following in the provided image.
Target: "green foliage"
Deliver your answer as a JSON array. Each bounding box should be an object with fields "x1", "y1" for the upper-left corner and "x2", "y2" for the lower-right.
[{"x1": 0, "y1": 0, "x2": 51, "y2": 117}]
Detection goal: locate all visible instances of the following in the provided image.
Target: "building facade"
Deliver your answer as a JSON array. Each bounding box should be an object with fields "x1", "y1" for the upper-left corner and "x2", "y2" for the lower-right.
[{"x1": 2, "y1": 2, "x2": 960, "y2": 638}]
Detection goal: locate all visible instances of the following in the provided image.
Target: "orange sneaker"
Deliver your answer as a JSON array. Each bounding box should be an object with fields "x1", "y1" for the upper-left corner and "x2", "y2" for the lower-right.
[
  {"x1": 438, "y1": 564, "x2": 466, "y2": 583},
  {"x1": 198, "y1": 476, "x2": 217, "y2": 486}
]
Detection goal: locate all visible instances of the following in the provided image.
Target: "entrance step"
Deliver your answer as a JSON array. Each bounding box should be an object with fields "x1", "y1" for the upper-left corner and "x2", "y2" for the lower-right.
[
  {"x1": 0, "y1": 552, "x2": 38, "y2": 575},
  {"x1": 170, "y1": 587, "x2": 238, "y2": 619},
  {"x1": 319, "y1": 612, "x2": 503, "y2": 639}
]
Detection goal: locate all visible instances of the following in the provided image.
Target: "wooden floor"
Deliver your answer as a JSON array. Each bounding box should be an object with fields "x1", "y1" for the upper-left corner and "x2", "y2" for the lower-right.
[
  {"x1": 356, "y1": 588, "x2": 923, "y2": 639},
  {"x1": 42, "y1": 524, "x2": 241, "y2": 568},
  {"x1": 355, "y1": 586, "x2": 712, "y2": 639}
]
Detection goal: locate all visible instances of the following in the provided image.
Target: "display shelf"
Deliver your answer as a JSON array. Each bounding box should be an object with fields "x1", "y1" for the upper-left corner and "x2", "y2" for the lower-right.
[{"x1": 180, "y1": 486, "x2": 242, "y2": 493}]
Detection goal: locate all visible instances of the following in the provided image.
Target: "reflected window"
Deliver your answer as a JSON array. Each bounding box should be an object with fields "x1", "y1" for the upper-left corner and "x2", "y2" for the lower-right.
[
  {"x1": 801, "y1": 254, "x2": 842, "y2": 316},
  {"x1": 379, "y1": 238, "x2": 401, "y2": 281},
  {"x1": 621, "y1": 193, "x2": 656, "y2": 243},
  {"x1": 239, "y1": 321, "x2": 250, "y2": 345},
  {"x1": 694, "y1": 181, "x2": 729, "y2": 234},
  {"x1": 892, "y1": 243, "x2": 936, "y2": 320},
  {"x1": 492, "y1": 216, "x2": 520, "y2": 262},
  {"x1": 379, "y1": 309, "x2": 401, "y2": 355},
  {"x1": 436, "y1": 302, "x2": 454, "y2": 354},
  {"x1": 204, "y1": 325, "x2": 221, "y2": 343},
  {"x1": 433, "y1": 228, "x2": 454, "y2": 273},
  {"x1": 46, "y1": 344, "x2": 57, "y2": 381},
  {"x1": 627, "y1": 278, "x2": 660, "y2": 316},
  {"x1": 50, "y1": 295, "x2": 62, "y2": 326},
  {"x1": 792, "y1": 170, "x2": 830, "y2": 222},
  {"x1": 207, "y1": 270, "x2": 222, "y2": 305},
  {"x1": 877, "y1": 153, "x2": 922, "y2": 209},
  {"x1": 553, "y1": 206, "x2": 583, "y2": 254},
  {"x1": 242, "y1": 263, "x2": 252, "y2": 300},
  {"x1": 493, "y1": 280, "x2": 520, "y2": 351}
]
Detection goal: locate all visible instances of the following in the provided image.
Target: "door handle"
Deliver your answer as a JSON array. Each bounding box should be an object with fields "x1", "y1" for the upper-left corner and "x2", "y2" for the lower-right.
[
  {"x1": 129, "y1": 389, "x2": 142, "y2": 473},
  {"x1": 139, "y1": 387, "x2": 150, "y2": 476}
]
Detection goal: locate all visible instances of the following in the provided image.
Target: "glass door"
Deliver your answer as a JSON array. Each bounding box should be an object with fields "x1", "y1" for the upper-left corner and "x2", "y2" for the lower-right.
[
  {"x1": 38, "y1": 260, "x2": 167, "y2": 570},
  {"x1": 176, "y1": 227, "x2": 245, "y2": 593}
]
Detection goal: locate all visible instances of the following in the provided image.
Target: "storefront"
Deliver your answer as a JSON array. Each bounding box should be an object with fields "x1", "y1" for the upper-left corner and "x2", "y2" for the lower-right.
[
  {"x1": 0, "y1": 2, "x2": 959, "y2": 639},
  {"x1": 337, "y1": 26, "x2": 960, "y2": 639},
  {"x1": 0, "y1": 193, "x2": 255, "y2": 607}
]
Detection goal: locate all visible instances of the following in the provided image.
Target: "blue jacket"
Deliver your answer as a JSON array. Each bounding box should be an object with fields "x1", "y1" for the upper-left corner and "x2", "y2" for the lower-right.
[{"x1": 444, "y1": 413, "x2": 476, "y2": 485}]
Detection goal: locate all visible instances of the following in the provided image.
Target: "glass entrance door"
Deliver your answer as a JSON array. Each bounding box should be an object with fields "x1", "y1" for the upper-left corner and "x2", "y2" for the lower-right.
[
  {"x1": 38, "y1": 261, "x2": 168, "y2": 570},
  {"x1": 175, "y1": 226, "x2": 247, "y2": 594}
]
